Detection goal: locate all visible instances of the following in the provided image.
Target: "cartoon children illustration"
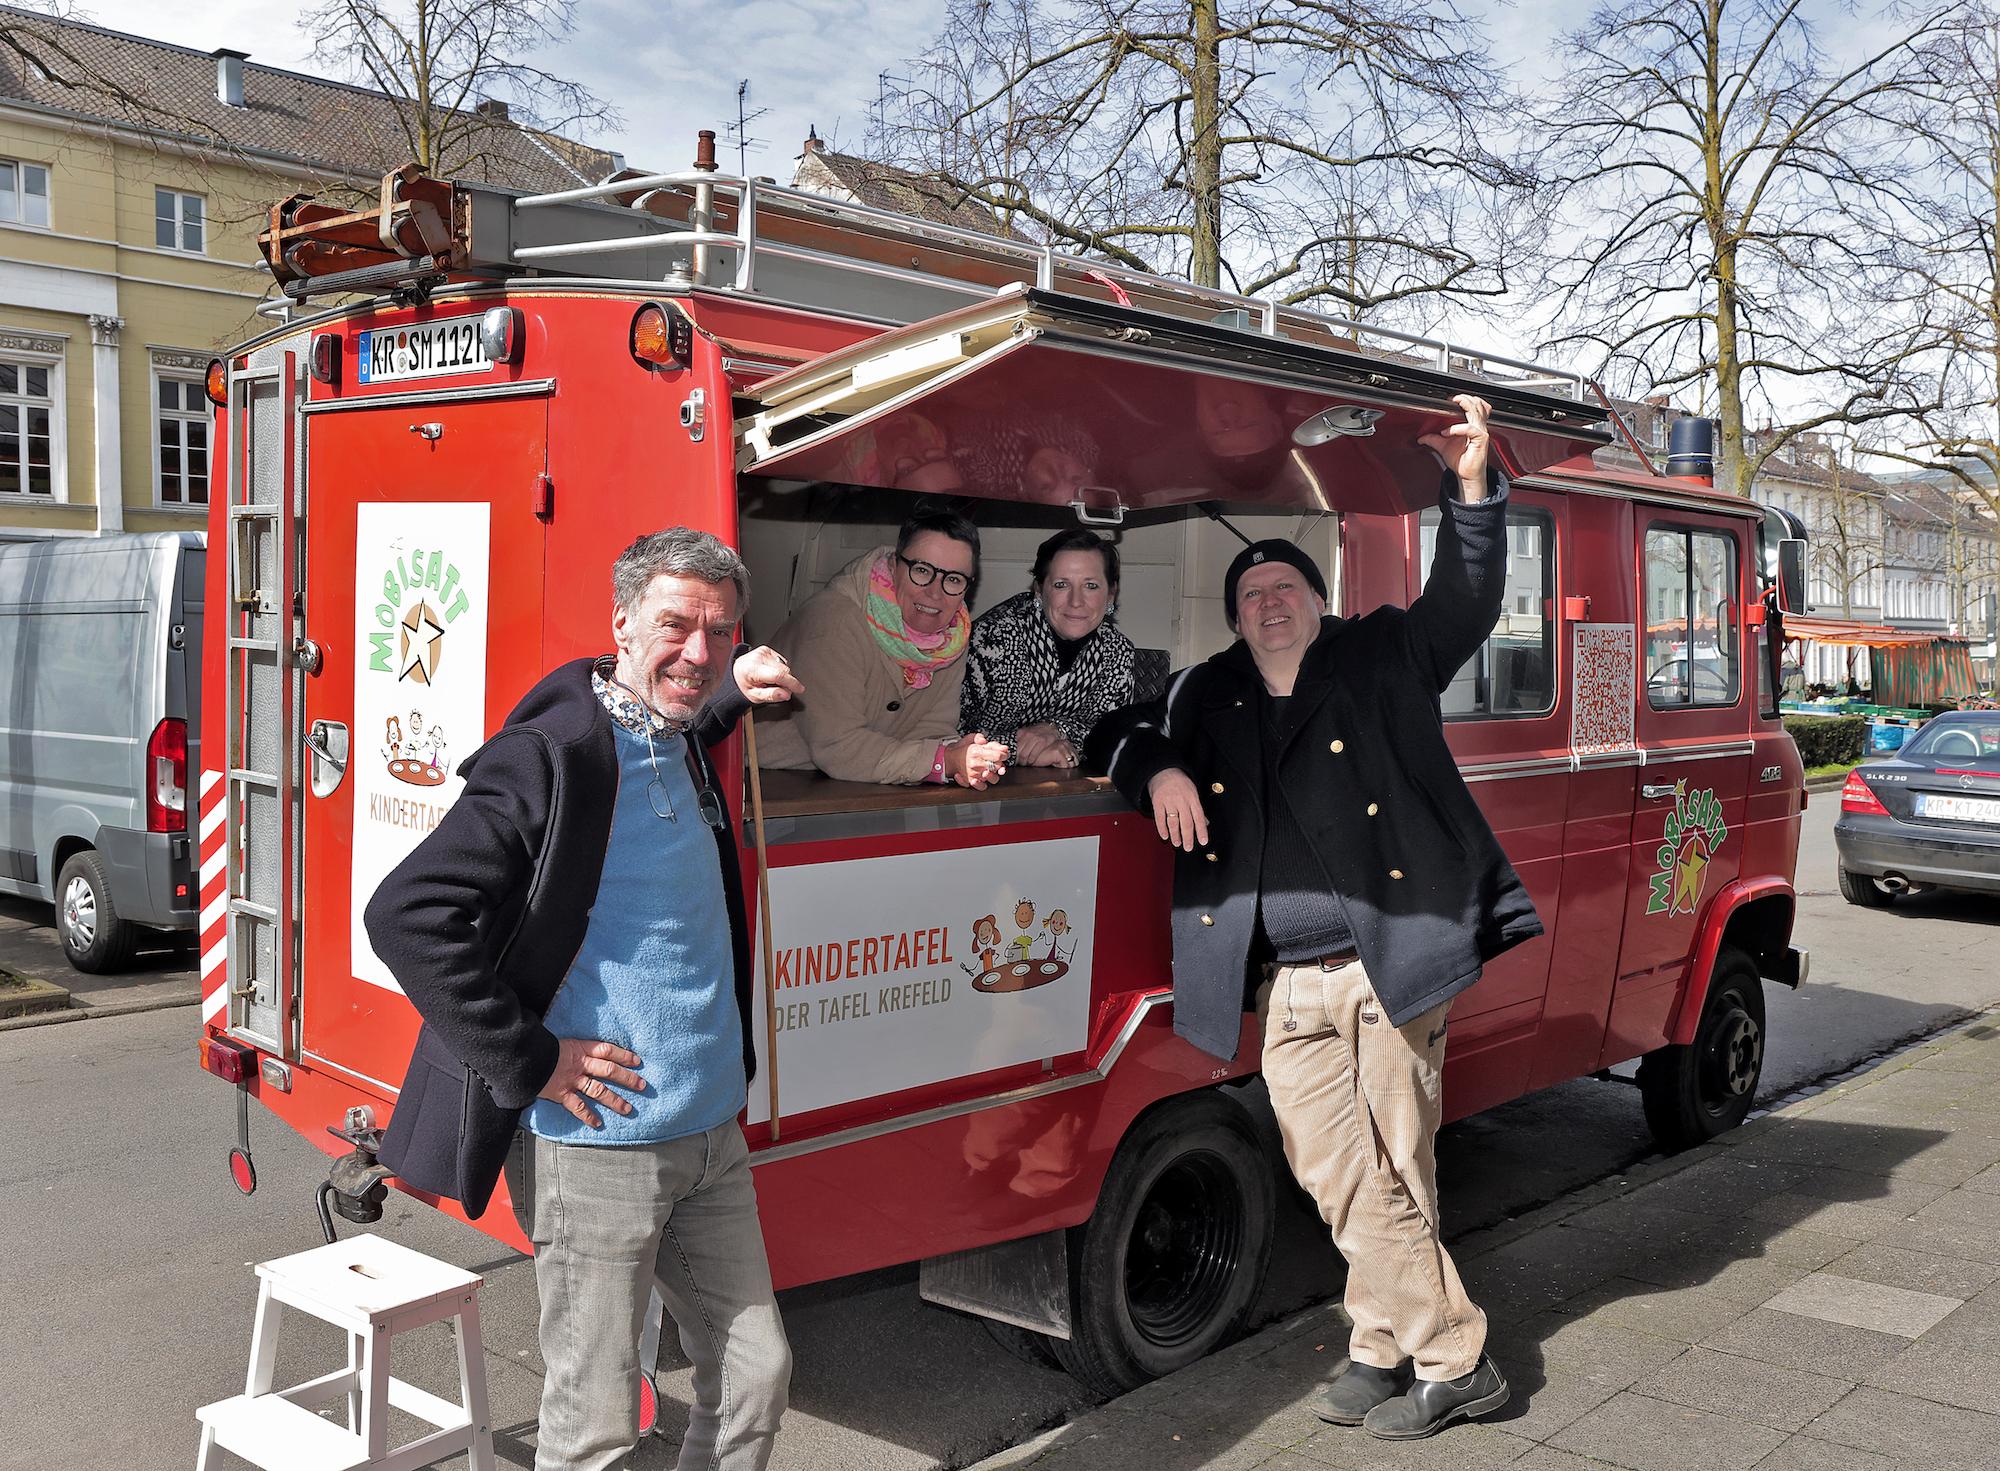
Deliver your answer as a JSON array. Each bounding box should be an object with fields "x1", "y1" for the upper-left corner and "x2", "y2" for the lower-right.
[
  {"x1": 426, "y1": 730, "x2": 449, "y2": 777},
  {"x1": 381, "y1": 714, "x2": 403, "y2": 764},
  {"x1": 962, "y1": 914, "x2": 1003, "y2": 977},
  {"x1": 1010, "y1": 899, "x2": 1037, "y2": 965},
  {"x1": 1041, "y1": 908, "x2": 1075, "y2": 965}
]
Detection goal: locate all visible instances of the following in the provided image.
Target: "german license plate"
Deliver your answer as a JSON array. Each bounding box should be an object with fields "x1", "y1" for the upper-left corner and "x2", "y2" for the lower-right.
[
  {"x1": 356, "y1": 318, "x2": 491, "y2": 385},
  {"x1": 1915, "y1": 792, "x2": 2000, "y2": 823}
]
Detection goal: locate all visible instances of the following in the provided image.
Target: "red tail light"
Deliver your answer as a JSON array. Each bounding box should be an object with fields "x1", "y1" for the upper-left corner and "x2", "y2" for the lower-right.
[
  {"x1": 147, "y1": 717, "x2": 188, "y2": 832},
  {"x1": 201, "y1": 1033, "x2": 255, "y2": 1084},
  {"x1": 1840, "y1": 770, "x2": 1888, "y2": 815}
]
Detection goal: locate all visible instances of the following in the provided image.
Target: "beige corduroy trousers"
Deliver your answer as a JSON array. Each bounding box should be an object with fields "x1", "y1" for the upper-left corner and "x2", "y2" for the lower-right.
[{"x1": 1257, "y1": 957, "x2": 1487, "y2": 1381}]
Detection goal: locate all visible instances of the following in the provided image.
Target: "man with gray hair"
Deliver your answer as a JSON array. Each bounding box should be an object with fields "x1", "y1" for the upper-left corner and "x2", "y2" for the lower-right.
[{"x1": 368, "y1": 526, "x2": 803, "y2": 1471}]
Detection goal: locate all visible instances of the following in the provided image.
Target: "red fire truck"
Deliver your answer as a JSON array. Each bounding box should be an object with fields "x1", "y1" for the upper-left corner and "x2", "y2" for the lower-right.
[{"x1": 197, "y1": 147, "x2": 1808, "y2": 1399}]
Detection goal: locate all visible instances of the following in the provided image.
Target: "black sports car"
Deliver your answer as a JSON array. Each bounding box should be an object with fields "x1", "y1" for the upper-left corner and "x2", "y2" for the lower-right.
[{"x1": 1835, "y1": 711, "x2": 2000, "y2": 906}]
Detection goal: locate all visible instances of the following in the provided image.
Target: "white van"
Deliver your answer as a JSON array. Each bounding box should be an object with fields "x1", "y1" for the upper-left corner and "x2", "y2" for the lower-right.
[{"x1": 0, "y1": 533, "x2": 204, "y2": 971}]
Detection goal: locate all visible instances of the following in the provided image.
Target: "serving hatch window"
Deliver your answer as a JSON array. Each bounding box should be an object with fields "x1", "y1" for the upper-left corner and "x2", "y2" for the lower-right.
[
  {"x1": 1419, "y1": 505, "x2": 1555, "y2": 718},
  {"x1": 1646, "y1": 525, "x2": 1740, "y2": 709}
]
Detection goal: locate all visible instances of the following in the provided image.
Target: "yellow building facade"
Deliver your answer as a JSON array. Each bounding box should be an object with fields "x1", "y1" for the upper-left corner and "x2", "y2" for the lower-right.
[
  {"x1": 0, "y1": 13, "x2": 618, "y2": 540},
  {"x1": 0, "y1": 109, "x2": 303, "y2": 538}
]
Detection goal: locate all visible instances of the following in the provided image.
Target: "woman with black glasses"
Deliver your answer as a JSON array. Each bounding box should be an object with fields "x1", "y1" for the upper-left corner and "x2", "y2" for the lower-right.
[{"x1": 757, "y1": 507, "x2": 1013, "y2": 788}]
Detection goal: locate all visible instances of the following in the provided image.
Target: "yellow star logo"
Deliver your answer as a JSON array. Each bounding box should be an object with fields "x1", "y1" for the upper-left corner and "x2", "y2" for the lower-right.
[
  {"x1": 398, "y1": 600, "x2": 445, "y2": 685},
  {"x1": 1671, "y1": 834, "x2": 1710, "y2": 915}
]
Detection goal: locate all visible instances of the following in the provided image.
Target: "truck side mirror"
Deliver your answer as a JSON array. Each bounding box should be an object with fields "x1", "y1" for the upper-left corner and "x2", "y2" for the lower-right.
[{"x1": 1775, "y1": 538, "x2": 1807, "y2": 613}]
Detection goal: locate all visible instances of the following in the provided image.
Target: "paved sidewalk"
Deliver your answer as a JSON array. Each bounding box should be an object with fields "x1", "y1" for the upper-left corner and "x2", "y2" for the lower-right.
[
  {"x1": 0, "y1": 893, "x2": 196, "y2": 1029},
  {"x1": 971, "y1": 1012, "x2": 2000, "y2": 1471}
]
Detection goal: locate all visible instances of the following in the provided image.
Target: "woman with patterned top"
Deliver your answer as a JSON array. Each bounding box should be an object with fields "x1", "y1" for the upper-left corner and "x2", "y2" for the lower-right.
[{"x1": 961, "y1": 529, "x2": 1136, "y2": 768}]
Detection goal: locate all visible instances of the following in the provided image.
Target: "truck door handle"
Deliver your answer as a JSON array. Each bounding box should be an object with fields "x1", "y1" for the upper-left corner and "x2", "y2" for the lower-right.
[
  {"x1": 1641, "y1": 782, "x2": 1678, "y2": 799},
  {"x1": 306, "y1": 720, "x2": 349, "y2": 799}
]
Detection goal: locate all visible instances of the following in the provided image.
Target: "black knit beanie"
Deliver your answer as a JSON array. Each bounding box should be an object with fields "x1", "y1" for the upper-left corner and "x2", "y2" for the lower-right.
[{"x1": 1223, "y1": 539, "x2": 1328, "y2": 626}]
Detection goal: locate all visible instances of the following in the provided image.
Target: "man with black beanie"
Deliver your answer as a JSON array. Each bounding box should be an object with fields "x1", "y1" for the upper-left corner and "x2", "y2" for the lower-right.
[{"x1": 1087, "y1": 393, "x2": 1541, "y2": 1440}]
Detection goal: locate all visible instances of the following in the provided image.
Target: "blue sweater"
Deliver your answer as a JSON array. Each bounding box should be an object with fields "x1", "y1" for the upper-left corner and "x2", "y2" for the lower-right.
[{"x1": 525, "y1": 724, "x2": 745, "y2": 1144}]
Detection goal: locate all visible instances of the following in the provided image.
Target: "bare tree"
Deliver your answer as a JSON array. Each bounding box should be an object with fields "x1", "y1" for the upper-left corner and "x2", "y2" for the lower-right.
[
  {"x1": 1530, "y1": 0, "x2": 1953, "y2": 497},
  {"x1": 301, "y1": 0, "x2": 614, "y2": 179},
  {"x1": 869, "y1": 0, "x2": 1535, "y2": 318},
  {"x1": 1866, "y1": 6, "x2": 2000, "y2": 537}
]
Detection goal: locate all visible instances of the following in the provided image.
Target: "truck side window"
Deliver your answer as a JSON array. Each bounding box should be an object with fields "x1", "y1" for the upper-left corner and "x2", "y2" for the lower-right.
[
  {"x1": 1645, "y1": 526, "x2": 1740, "y2": 709},
  {"x1": 1419, "y1": 506, "x2": 1555, "y2": 719}
]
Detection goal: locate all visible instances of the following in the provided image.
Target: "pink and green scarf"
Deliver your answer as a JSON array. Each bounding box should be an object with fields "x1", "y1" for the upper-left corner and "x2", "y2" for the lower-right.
[{"x1": 866, "y1": 553, "x2": 970, "y2": 689}]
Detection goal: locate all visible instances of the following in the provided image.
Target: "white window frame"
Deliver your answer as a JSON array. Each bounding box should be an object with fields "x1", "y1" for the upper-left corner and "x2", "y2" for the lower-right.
[
  {"x1": 154, "y1": 186, "x2": 206, "y2": 254},
  {"x1": 149, "y1": 358, "x2": 211, "y2": 510},
  {"x1": 0, "y1": 158, "x2": 51, "y2": 229},
  {"x1": 0, "y1": 344, "x2": 68, "y2": 502}
]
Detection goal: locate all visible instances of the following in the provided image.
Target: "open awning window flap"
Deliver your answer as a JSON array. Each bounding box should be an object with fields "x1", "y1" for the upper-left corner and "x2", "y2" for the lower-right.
[
  {"x1": 1782, "y1": 614, "x2": 1956, "y2": 648},
  {"x1": 734, "y1": 289, "x2": 1613, "y2": 517}
]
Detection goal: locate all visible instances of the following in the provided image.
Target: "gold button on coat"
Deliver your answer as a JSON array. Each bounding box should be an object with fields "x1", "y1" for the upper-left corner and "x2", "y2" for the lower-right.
[
  {"x1": 1210, "y1": 782, "x2": 1225, "y2": 794},
  {"x1": 1329, "y1": 740, "x2": 1345, "y2": 753},
  {"x1": 1205, "y1": 852, "x2": 1218, "y2": 862},
  {"x1": 1367, "y1": 803, "x2": 1379, "y2": 816},
  {"x1": 1200, "y1": 914, "x2": 1215, "y2": 926},
  {"x1": 1390, "y1": 868, "x2": 1404, "y2": 880}
]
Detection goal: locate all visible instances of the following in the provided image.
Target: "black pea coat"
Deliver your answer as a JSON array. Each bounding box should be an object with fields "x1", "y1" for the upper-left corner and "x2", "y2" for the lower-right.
[
  {"x1": 364, "y1": 657, "x2": 756, "y2": 1218},
  {"x1": 1086, "y1": 477, "x2": 1543, "y2": 1063}
]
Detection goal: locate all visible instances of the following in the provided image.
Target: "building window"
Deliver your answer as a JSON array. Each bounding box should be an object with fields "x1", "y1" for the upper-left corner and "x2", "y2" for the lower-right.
[
  {"x1": 155, "y1": 187, "x2": 205, "y2": 252},
  {"x1": 0, "y1": 159, "x2": 50, "y2": 227},
  {"x1": 154, "y1": 373, "x2": 209, "y2": 507},
  {"x1": 0, "y1": 356, "x2": 60, "y2": 498}
]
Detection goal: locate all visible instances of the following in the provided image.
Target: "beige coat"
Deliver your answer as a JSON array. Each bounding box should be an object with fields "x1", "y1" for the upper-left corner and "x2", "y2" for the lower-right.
[{"x1": 756, "y1": 547, "x2": 966, "y2": 784}]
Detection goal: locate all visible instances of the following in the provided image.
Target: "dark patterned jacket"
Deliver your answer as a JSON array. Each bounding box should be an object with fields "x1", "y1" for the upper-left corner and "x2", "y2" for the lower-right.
[{"x1": 961, "y1": 591, "x2": 1136, "y2": 754}]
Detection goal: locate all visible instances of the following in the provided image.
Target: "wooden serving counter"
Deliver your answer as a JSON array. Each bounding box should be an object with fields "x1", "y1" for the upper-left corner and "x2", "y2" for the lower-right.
[{"x1": 750, "y1": 764, "x2": 1113, "y2": 819}]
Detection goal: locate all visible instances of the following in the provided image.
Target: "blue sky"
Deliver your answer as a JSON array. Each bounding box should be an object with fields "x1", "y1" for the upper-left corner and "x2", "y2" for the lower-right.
[{"x1": 62, "y1": 0, "x2": 1595, "y2": 174}]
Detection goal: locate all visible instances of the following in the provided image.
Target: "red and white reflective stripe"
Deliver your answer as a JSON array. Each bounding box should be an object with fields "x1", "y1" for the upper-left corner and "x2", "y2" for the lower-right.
[{"x1": 197, "y1": 769, "x2": 229, "y2": 1024}]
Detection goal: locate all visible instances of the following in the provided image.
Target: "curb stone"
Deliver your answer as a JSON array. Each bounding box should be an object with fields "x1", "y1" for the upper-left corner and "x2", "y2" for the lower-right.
[
  {"x1": 0, "y1": 965, "x2": 69, "y2": 1020},
  {"x1": 0, "y1": 981, "x2": 200, "y2": 1032}
]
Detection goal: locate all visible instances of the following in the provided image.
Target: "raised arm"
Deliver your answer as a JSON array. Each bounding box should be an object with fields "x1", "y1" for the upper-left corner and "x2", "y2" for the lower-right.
[{"x1": 1404, "y1": 393, "x2": 1511, "y2": 693}]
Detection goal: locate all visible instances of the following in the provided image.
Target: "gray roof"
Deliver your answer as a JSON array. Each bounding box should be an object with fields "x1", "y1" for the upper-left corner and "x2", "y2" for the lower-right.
[
  {"x1": 792, "y1": 142, "x2": 1025, "y2": 240},
  {"x1": 0, "y1": 5, "x2": 619, "y2": 191}
]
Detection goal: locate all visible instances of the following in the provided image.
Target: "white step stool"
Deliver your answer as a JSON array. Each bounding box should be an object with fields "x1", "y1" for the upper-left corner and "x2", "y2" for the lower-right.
[{"x1": 196, "y1": 1232, "x2": 495, "y2": 1471}]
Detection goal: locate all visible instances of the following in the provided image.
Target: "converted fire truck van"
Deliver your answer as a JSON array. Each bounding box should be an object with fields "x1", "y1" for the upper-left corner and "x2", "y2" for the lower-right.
[{"x1": 197, "y1": 153, "x2": 1808, "y2": 1401}]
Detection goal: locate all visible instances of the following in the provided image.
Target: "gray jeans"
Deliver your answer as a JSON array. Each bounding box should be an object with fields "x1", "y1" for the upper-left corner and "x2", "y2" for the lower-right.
[{"x1": 507, "y1": 1120, "x2": 791, "y2": 1471}]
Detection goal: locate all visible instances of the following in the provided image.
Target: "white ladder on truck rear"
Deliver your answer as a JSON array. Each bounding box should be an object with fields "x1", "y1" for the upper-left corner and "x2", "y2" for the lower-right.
[{"x1": 221, "y1": 354, "x2": 300, "y2": 1053}]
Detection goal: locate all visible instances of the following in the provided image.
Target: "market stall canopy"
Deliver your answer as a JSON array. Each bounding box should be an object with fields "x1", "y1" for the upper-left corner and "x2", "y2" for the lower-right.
[
  {"x1": 734, "y1": 288, "x2": 1613, "y2": 518},
  {"x1": 1781, "y1": 614, "x2": 1949, "y2": 647}
]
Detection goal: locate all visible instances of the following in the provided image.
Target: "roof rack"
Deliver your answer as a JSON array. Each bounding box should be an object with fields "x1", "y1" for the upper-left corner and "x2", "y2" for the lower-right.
[{"x1": 259, "y1": 157, "x2": 1591, "y2": 405}]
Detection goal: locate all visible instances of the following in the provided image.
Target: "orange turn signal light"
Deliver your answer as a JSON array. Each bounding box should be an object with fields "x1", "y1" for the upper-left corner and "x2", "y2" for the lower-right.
[
  {"x1": 204, "y1": 358, "x2": 228, "y2": 406},
  {"x1": 630, "y1": 301, "x2": 691, "y2": 370}
]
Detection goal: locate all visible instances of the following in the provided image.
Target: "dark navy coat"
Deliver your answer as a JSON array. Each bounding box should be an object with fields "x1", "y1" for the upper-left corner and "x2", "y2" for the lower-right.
[
  {"x1": 365, "y1": 658, "x2": 755, "y2": 1217},
  {"x1": 1087, "y1": 477, "x2": 1543, "y2": 1062}
]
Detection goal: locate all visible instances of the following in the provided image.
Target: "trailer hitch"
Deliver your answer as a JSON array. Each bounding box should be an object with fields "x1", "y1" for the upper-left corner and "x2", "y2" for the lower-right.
[{"x1": 316, "y1": 1106, "x2": 394, "y2": 1244}]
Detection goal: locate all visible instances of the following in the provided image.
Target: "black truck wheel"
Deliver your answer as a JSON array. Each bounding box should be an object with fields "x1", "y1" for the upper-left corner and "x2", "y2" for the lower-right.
[
  {"x1": 56, "y1": 850, "x2": 139, "y2": 974},
  {"x1": 1638, "y1": 948, "x2": 1765, "y2": 1152},
  {"x1": 1051, "y1": 1091, "x2": 1275, "y2": 1398}
]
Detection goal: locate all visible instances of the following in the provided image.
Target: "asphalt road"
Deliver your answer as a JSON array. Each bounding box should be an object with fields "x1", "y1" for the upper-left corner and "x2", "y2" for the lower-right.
[{"x1": 0, "y1": 796, "x2": 1994, "y2": 1470}]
